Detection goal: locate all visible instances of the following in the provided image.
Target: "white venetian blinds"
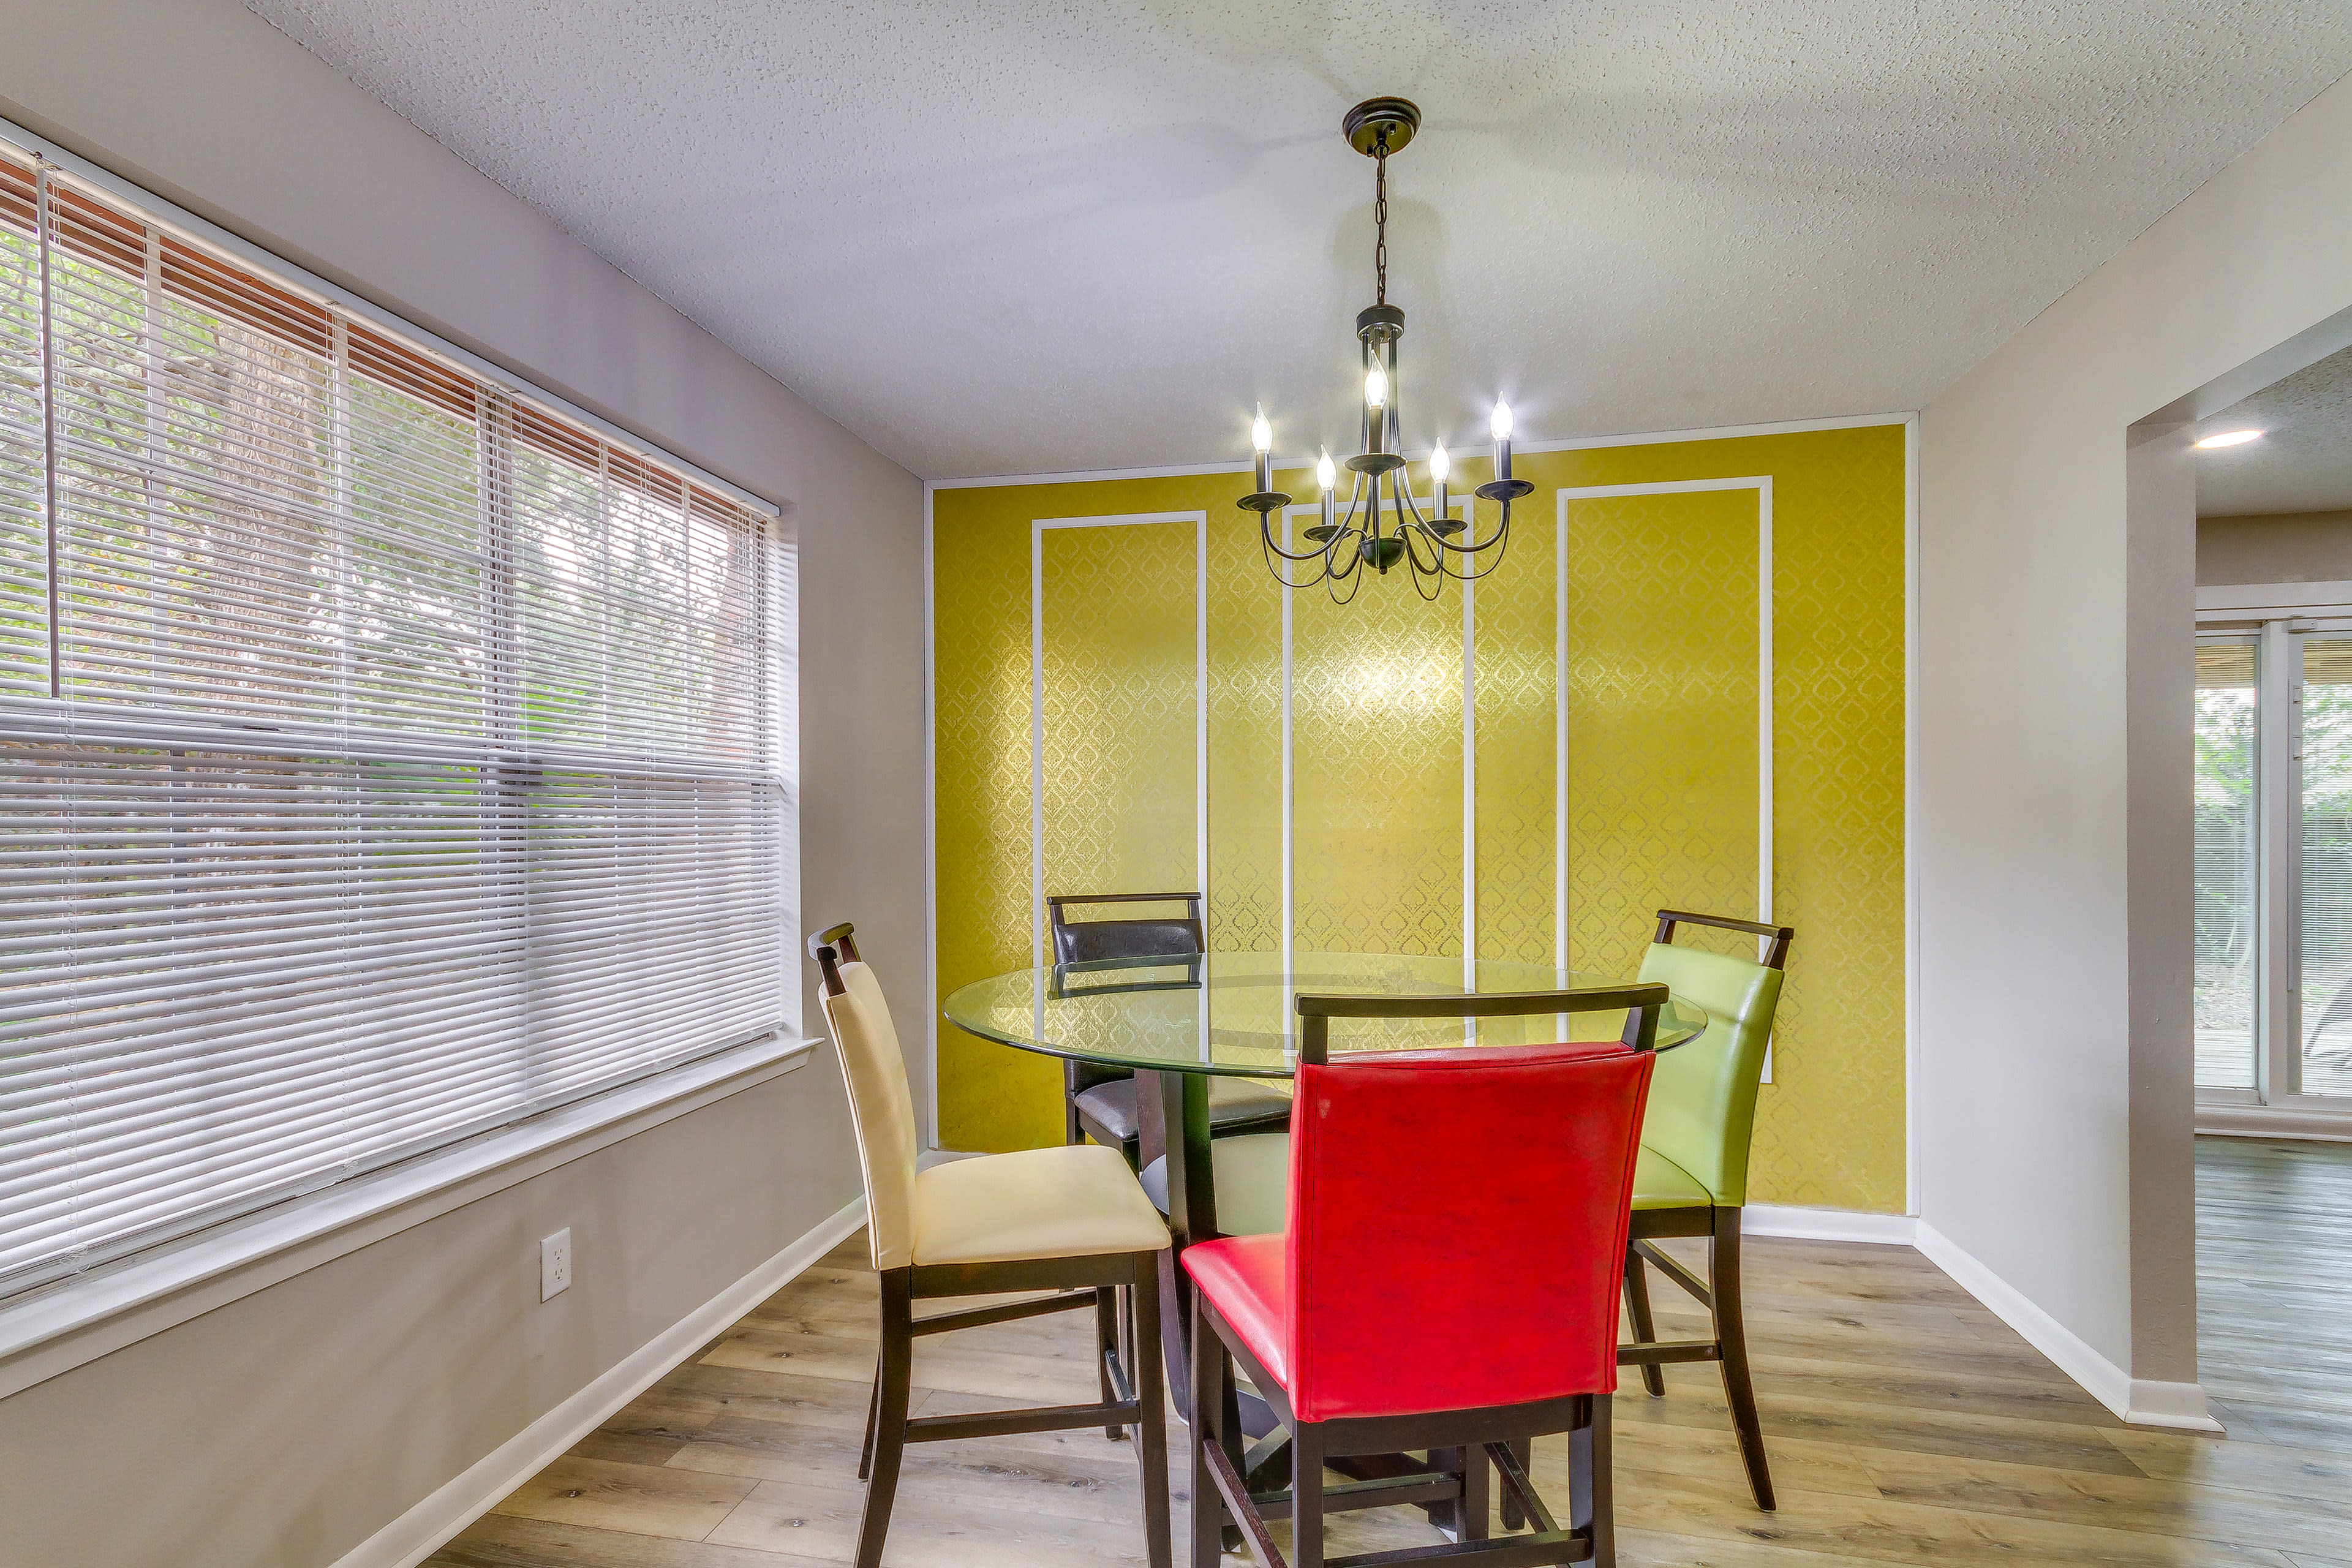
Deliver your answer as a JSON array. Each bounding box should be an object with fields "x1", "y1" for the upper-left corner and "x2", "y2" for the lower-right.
[{"x1": 0, "y1": 150, "x2": 792, "y2": 1297}]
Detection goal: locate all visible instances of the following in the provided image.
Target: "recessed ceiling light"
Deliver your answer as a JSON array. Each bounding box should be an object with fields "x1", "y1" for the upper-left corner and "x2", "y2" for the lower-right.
[{"x1": 2195, "y1": 429, "x2": 2264, "y2": 448}]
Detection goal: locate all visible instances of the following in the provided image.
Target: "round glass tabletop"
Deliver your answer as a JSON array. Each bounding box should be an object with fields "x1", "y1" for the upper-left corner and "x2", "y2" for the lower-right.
[{"x1": 940, "y1": 950, "x2": 1709, "y2": 1078}]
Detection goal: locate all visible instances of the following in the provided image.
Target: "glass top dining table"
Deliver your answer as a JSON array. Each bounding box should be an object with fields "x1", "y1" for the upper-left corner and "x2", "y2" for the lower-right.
[
  {"x1": 940, "y1": 949, "x2": 1711, "y2": 1076},
  {"x1": 941, "y1": 948, "x2": 1709, "y2": 1439}
]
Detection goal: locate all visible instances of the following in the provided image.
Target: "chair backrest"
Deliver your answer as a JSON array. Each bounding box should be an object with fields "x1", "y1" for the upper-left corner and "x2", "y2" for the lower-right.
[
  {"x1": 809, "y1": 923, "x2": 919, "y2": 1271},
  {"x1": 1283, "y1": 1041, "x2": 1654, "y2": 1422},
  {"x1": 1633, "y1": 908, "x2": 1794, "y2": 1209},
  {"x1": 1048, "y1": 894, "x2": 1204, "y2": 1095},
  {"x1": 1047, "y1": 891, "x2": 1204, "y2": 966}
]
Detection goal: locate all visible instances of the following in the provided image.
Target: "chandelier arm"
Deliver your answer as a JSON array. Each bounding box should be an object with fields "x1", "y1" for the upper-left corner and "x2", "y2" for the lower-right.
[
  {"x1": 1398, "y1": 520, "x2": 1442, "y2": 575},
  {"x1": 1327, "y1": 559, "x2": 1367, "y2": 604},
  {"x1": 1397, "y1": 483, "x2": 1433, "y2": 530},
  {"x1": 1435, "y1": 524, "x2": 1514, "y2": 582},
  {"x1": 1422, "y1": 496, "x2": 1514, "y2": 554},
  {"x1": 1257, "y1": 525, "x2": 1336, "y2": 589},
  {"x1": 1259, "y1": 512, "x2": 1338, "y2": 564},
  {"x1": 1329, "y1": 527, "x2": 1368, "y2": 581},
  {"x1": 1338, "y1": 469, "x2": 1367, "y2": 532},
  {"x1": 1400, "y1": 530, "x2": 1449, "y2": 600}
]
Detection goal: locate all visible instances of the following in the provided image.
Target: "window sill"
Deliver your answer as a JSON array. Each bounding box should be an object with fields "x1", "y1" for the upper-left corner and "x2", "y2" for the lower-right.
[
  {"x1": 2197, "y1": 1100, "x2": 2352, "y2": 1143},
  {"x1": 0, "y1": 1035, "x2": 818, "y2": 1401}
]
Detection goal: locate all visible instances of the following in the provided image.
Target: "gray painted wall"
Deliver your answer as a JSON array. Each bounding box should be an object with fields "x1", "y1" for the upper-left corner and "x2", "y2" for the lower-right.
[
  {"x1": 1918, "y1": 70, "x2": 2352, "y2": 1392},
  {"x1": 2198, "y1": 509, "x2": 2352, "y2": 585},
  {"x1": 0, "y1": 1, "x2": 925, "y2": 1561}
]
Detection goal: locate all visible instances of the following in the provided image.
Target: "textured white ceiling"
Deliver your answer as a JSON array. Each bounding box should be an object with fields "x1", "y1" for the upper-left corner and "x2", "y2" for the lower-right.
[
  {"x1": 2198, "y1": 345, "x2": 2352, "y2": 518},
  {"x1": 243, "y1": 1, "x2": 2352, "y2": 481}
]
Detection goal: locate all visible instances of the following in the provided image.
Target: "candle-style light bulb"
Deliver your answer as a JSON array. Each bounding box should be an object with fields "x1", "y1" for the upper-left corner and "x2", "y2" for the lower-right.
[
  {"x1": 1251, "y1": 405, "x2": 1273, "y2": 492},
  {"x1": 1316, "y1": 446, "x2": 1337, "y2": 541},
  {"x1": 1430, "y1": 440, "x2": 1450, "y2": 518},
  {"x1": 1364, "y1": 364, "x2": 1388, "y2": 409},
  {"x1": 1490, "y1": 401, "x2": 1514, "y2": 483}
]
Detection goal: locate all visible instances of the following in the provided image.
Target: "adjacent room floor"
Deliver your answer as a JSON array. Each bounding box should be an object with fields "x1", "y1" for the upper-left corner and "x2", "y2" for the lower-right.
[
  {"x1": 2194, "y1": 1136, "x2": 2352, "y2": 1455},
  {"x1": 429, "y1": 1142, "x2": 2352, "y2": 1567}
]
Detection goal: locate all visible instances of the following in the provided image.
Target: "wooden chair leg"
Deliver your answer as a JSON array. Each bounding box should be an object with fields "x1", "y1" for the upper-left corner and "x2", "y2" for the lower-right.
[
  {"x1": 1499, "y1": 1438, "x2": 1528, "y2": 1531},
  {"x1": 1132, "y1": 1259, "x2": 1172, "y2": 1568},
  {"x1": 1188, "y1": 1292, "x2": 1226, "y2": 1568},
  {"x1": 1118, "y1": 1283, "x2": 1138, "y2": 1425},
  {"x1": 1096, "y1": 1284, "x2": 1125, "y2": 1439},
  {"x1": 1291, "y1": 1420, "x2": 1325, "y2": 1568},
  {"x1": 1569, "y1": 1402, "x2": 1594, "y2": 1550},
  {"x1": 855, "y1": 1269, "x2": 915, "y2": 1568},
  {"x1": 858, "y1": 1352, "x2": 881, "y2": 1481},
  {"x1": 1454, "y1": 1442, "x2": 1489, "y2": 1541},
  {"x1": 1623, "y1": 1248, "x2": 1665, "y2": 1396},
  {"x1": 1589, "y1": 1395, "x2": 1615, "y2": 1568},
  {"x1": 1713, "y1": 1210, "x2": 1775, "y2": 1512}
]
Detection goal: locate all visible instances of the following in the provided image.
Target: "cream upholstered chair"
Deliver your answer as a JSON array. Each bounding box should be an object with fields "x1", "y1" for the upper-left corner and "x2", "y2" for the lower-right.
[{"x1": 809, "y1": 922, "x2": 1172, "y2": 1568}]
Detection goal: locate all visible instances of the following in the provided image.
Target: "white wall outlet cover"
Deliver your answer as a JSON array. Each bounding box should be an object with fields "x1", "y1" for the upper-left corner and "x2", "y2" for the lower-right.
[{"x1": 540, "y1": 1228, "x2": 572, "y2": 1301}]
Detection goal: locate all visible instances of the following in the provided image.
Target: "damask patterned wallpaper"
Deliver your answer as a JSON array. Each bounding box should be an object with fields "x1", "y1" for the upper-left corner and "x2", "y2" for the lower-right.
[{"x1": 930, "y1": 421, "x2": 1909, "y2": 1212}]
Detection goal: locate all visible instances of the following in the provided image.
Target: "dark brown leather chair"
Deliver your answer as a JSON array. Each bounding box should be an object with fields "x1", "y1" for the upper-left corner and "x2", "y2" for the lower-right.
[{"x1": 1050, "y1": 892, "x2": 1292, "y2": 1163}]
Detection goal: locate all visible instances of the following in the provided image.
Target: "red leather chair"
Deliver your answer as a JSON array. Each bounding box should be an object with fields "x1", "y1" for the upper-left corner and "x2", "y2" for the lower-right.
[{"x1": 1183, "y1": 986, "x2": 1662, "y2": 1568}]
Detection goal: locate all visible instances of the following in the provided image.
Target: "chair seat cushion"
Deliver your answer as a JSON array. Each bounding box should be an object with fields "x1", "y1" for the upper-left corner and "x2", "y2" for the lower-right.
[
  {"x1": 1632, "y1": 1144, "x2": 1712, "y2": 1210},
  {"x1": 1072, "y1": 1076, "x2": 1294, "y2": 1145},
  {"x1": 1138, "y1": 1132, "x2": 1290, "y2": 1237},
  {"x1": 913, "y1": 1144, "x2": 1169, "y2": 1267},
  {"x1": 1181, "y1": 1234, "x2": 1292, "y2": 1395}
]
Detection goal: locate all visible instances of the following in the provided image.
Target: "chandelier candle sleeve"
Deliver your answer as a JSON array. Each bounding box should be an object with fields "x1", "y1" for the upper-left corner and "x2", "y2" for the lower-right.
[
  {"x1": 1431, "y1": 441, "x2": 1450, "y2": 518},
  {"x1": 1252, "y1": 405, "x2": 1272, "y2": 492},
  {"x1": 1491, "y1": 402, "x2": 1513, "y2": 484}
]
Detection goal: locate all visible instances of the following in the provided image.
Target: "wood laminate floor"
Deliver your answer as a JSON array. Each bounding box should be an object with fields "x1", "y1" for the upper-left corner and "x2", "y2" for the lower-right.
[{"x1": 429, "y1": 1140, "x2": 2352, "y2": 1567}]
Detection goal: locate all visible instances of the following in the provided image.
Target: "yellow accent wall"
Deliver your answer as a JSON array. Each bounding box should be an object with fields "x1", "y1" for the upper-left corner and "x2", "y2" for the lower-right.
[{"x1": 932, "y1": 423, "x2": 1908, "y2": 1211}]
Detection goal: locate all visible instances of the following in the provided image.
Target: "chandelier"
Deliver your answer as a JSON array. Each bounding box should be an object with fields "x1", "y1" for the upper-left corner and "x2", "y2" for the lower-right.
[{"x1": 1240, "y1": 97, "x2": 1529, "y2": 600}]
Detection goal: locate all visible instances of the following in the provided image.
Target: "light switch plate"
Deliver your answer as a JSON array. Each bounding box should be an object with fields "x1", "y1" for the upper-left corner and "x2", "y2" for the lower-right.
[{"x1": 541, "y1": 1228, "x2": 571, "y2": 1300}]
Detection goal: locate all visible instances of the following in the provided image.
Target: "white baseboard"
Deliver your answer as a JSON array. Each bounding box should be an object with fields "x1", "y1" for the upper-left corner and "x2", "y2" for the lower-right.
[
  {"x1": 1742, "y1": 1204, "x2": 1917, "y2": 1245},
  {"x1": 330, "y1": 1193, "x2": 870, "y2": 1568},
  {"x1": 1913, "y1": 1219, "x2": 2221, "y2": 1433}
]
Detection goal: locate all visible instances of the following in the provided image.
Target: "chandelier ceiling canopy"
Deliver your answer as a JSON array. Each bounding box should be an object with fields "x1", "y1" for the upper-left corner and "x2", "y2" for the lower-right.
[{"x1": 1242, "y1": 97, "x2": 1528, "y2": 600}]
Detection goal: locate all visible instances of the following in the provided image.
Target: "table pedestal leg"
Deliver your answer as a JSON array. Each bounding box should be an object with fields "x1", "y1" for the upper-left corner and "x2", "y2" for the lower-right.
[{"x1": 1144, "y1": 1069, "x2": 1215, "y2": 1423}]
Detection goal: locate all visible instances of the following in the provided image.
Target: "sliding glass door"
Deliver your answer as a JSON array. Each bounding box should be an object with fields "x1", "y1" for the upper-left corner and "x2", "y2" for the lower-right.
[
  {"x1": 2194, "y1": 622, "x2": 2352, "y2": 1109},
  {"x1": 2299, "y1": 638, "x2": 2352, "y2": 1096},
  {"x1": 2194, "y1": 638, "x2": 2259, "y2": 1090}
]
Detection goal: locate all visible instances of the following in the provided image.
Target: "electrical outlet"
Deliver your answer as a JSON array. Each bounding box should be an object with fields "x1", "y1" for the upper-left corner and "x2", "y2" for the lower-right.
[{"x1": 540, "y1": 1228, "x2": 571, "y2": 1301}]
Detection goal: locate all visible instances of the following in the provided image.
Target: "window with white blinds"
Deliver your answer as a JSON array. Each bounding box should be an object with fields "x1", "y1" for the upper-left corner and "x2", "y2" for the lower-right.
[{"x1": 0, "y1": 148, "x2": 794, "y2": 1299}]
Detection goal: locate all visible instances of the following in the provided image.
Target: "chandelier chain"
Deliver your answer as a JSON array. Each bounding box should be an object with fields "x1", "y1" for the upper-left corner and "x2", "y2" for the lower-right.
[{"x1": 1373, "y1": 138, "x2": 1389, "y2": 307}]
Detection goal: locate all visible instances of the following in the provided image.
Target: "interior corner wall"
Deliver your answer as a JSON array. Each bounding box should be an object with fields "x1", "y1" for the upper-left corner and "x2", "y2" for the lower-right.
[
  {"x1": 1917, "y1": 69, "x2": 2352, "y2": 1392},
  {"x1": 0, "y1": 2, "x2": 925, "y2": 1562}
]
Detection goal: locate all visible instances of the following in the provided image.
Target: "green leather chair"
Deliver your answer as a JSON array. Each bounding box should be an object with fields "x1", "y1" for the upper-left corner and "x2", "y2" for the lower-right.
[{"x1": 1619, "y1": 908, "x2": 1794, "y2": 1513}]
